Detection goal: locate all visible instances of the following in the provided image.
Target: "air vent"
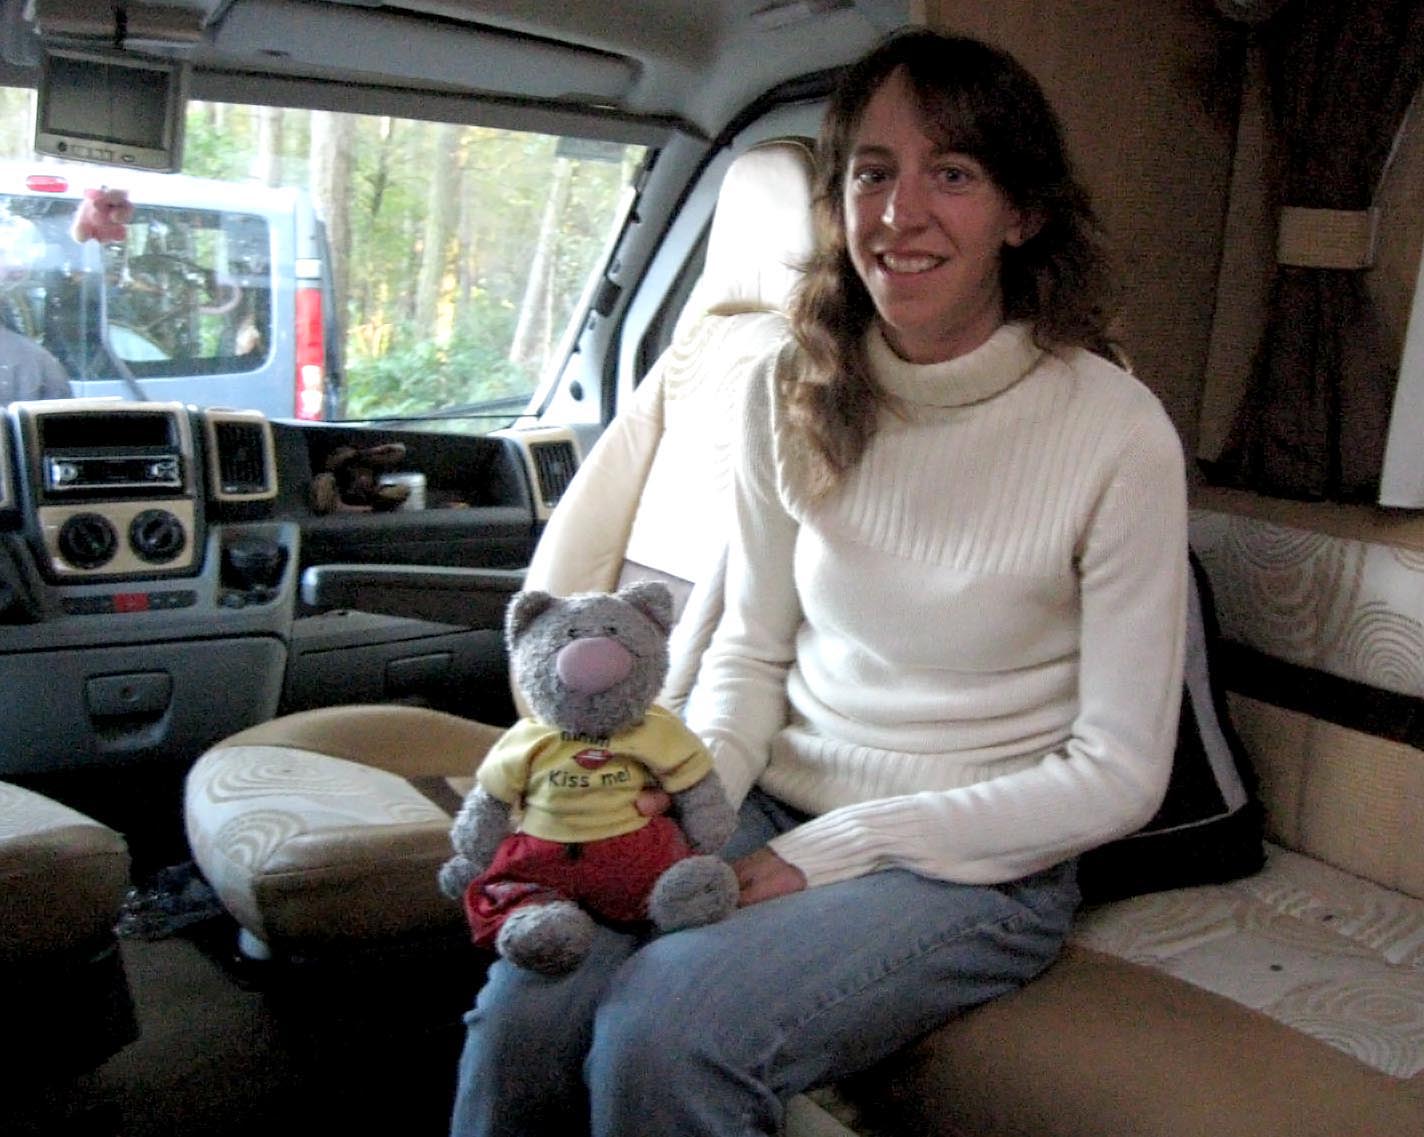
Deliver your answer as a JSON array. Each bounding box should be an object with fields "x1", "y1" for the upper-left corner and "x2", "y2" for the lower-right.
[
  {"x1": 529, "y1": 439, "x2": 577, "y2": 510},
  {"x1": 214, "y1": 421, "x2": 268, "y2": 491},
  {"x1": 204, "y1": 411, "x2": 277, "y2": 502}
]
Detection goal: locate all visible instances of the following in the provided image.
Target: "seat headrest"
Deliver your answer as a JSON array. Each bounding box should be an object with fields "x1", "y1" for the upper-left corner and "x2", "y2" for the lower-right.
[{"x1": 677, "y1": 137, "x2": 816, "y2": 330}]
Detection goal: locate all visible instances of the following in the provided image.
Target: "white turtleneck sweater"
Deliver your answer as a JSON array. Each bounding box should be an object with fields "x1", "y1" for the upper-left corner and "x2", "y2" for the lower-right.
[{"x1": 684, "y1": 320, "x2": 1188, "y2": 889}]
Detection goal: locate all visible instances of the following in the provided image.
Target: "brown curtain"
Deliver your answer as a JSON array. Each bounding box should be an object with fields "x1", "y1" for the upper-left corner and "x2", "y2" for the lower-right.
[{"x1": 1206, "y1": 0, "x2": 1424, "y2": 501}]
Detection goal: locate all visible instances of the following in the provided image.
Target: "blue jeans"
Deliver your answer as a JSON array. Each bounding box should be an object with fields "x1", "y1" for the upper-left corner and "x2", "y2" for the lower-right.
[{"x1": 449, "y1": 789, "x2": 1079, "y2": 1137}]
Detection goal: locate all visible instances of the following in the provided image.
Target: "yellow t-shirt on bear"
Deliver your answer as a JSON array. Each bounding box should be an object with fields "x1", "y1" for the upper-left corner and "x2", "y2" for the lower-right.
[{"x1": 477, "y1": 705, "x2": 713, "y2": 843}]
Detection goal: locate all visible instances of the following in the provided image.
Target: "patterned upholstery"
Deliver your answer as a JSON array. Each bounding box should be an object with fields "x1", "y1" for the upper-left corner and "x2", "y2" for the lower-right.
[
  {"x1": 1074, "y1": 843, "x2": 1424, "y2": 1079},
  {"x1": 1191, "y1": 506, "x2": 1424, "y2": 702},
  {"x1": 1065, "y1": 494, "x2": 1424, "y2": 1088},
  {"x1": 183, "y1": 139, "x2": 816, "y2": 956},
  {"x1": 1189, "y1": 499, "x2": 1424, "y2": 897},
  {"x1": 185, "y1": 705, "x2": 495, "y2": 946}
]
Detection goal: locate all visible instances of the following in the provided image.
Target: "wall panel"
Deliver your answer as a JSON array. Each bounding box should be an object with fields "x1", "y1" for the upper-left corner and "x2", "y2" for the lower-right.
[{"x1": 914, "y1": 1, "x2": 1237, "y2": 451}]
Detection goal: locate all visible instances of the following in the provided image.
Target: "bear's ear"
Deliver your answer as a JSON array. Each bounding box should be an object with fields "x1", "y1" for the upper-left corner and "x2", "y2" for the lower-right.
[
  {"x1": 506, "y1": 590, "x2": 555, "y2": 644},
  {"x1": 617, "y1": 580, "x2": 674, "y2": 635}
]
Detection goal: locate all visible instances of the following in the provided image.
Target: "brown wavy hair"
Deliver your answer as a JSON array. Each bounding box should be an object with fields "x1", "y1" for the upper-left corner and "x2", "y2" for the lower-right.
[{"x1": 787, "y1": 29, "x2": 1117, "y2": 490}]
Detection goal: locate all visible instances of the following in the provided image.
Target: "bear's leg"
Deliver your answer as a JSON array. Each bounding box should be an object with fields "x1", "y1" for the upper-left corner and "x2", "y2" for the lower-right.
[
  {"x1": 496, "y1": 899, "x2": 597, "y2": 975},
  {"x1": 648, "y1": 856, "x2": 738, "y2": 932}
]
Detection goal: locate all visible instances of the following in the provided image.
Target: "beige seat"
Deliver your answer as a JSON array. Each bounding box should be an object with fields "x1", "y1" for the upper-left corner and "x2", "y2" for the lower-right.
[
  {"x1": 1, "y1": 780, "x2": 136, "y2": 1079},
  {"x1": 183, "y1": 137, "x2": 816, "y2": 961}
]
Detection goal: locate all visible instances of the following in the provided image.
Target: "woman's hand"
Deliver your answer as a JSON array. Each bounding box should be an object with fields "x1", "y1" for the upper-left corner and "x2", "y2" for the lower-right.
[
  {"x1": 732, "y1": 847, "x2": 807, "y2": 906},
  {"x1": 635, "y1": 789, "x2": 672, "y2": 816},
  {"x1": 636, "y1": 791, "x2": 806, "y2": 903}
]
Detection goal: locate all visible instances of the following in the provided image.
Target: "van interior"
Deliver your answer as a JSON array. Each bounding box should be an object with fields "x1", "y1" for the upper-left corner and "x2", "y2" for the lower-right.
[{"x1": 2, "y1": 2, "x2": 1423, "y2": 1135}]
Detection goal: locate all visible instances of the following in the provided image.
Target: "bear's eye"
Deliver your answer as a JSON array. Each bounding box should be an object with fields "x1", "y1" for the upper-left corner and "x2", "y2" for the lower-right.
[
  {"x1": 566, "y1": 628, "x2": 580, "y2": 639},
  {"x1": 605, "y1": 625, "x2": 618, "y2": 635}
]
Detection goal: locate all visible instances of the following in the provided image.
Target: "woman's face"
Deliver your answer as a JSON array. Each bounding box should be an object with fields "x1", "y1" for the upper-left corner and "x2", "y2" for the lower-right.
[{"x1": 843, "y1": 69, "x2": 1030, "y2": 364}]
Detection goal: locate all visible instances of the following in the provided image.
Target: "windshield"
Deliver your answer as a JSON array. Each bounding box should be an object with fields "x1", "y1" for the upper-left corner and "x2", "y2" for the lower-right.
[{"x1": 0, "y1": 85, "x2": 644, "y2": 428}]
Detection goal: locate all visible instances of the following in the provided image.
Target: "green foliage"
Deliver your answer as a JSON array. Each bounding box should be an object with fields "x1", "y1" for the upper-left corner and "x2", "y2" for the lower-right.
[
  {"x1": 181, "y1": 107, "x2": 246, "y2": 182},
  {"x1": 344, "y1": 295, "x2": 536, "y2": 419},
  {"x1": 333, "y1": 119, "x2": 636, "y2": 419}
]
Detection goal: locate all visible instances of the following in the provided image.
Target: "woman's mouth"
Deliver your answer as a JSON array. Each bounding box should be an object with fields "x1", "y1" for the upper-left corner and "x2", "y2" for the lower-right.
[{"x1": 878, "y1": 252, "x2": 944, "y2": 274}]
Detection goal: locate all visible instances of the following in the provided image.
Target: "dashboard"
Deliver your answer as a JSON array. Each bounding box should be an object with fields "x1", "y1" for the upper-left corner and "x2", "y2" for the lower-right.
[
  {"x1": 0, "y1": 399, "x2": 559, "y2": 778},
  {"x1": 0, "y1": 399, "x2": 298, "y2": 775},
  {"x1": 10, "y1": 399, "x2": 285, "y2": 593}
]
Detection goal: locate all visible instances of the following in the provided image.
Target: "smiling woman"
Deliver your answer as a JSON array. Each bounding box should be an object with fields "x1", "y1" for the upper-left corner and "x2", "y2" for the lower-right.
[
  {"x1": 447, "y1": 26, "x2": 1188, "y2": 1137},
  {"x1": 787, "y1": 30, "x2": 1117, "y2": 486},
  {"x1": 841, "y1": 71, "x2": 1032, "y2": 363}
]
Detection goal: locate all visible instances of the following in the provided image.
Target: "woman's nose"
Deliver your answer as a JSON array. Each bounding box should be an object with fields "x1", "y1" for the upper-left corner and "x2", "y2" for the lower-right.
[{"x1": 883, "y1": 175, "x2": 927, "y2": 229}]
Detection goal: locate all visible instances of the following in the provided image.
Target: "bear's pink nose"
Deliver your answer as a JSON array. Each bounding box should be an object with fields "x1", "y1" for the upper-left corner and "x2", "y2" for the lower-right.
[{"x1": 555, "y1": 637, "x2": 633, "y2": 694}]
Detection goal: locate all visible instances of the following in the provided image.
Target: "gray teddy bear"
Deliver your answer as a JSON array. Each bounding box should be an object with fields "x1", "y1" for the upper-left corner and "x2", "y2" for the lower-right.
[{"x1": 438, "y1": 581, "x2": 739, "y2": 974}]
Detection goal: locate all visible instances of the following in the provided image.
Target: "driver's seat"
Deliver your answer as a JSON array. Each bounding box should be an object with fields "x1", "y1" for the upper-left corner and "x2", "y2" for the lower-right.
[{"x1": 183, "y1": 137, "x2": 816, "y2": 962}]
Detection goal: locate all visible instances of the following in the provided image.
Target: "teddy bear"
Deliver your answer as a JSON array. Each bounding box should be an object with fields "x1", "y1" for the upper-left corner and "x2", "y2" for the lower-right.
[
  {"x1": 308, "y1": 441, "x2": 412, "y2": 513},
  {"x1": 438, "y1": 581, "x2": 740, "y2": 974},
  {"x1": 70, "y1": 187, "x2": 135, "y2": 244}
]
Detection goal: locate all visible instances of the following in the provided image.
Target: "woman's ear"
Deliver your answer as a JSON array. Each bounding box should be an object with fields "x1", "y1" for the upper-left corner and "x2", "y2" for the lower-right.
[{"x1": 1006, "y1": 210, "x2": 1044, "y2": 248}]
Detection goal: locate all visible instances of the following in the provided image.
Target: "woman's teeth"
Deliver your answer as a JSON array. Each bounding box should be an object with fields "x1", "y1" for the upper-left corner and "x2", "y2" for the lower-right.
[{"x1": 880, "y1": 253, "x2": 942, "y2": 274}]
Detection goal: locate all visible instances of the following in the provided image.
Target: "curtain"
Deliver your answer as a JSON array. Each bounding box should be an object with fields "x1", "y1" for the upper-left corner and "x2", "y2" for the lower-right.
[{"x1": 1206, "y1": 0, "x2": 1424, "y2": 502}]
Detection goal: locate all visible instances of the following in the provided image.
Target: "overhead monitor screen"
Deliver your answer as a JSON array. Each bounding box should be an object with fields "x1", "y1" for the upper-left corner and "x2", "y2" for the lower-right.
[{"x1": 34, "y1": 49, "x2": 186, "y2": 171}]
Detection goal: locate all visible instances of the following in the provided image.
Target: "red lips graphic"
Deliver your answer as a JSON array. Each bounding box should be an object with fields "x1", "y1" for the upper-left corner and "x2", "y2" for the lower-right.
[{"x1": 574, "y1": 748, "x2": 614, "y2": 770}]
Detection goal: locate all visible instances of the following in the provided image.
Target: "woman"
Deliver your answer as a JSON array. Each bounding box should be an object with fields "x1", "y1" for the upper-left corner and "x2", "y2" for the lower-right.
[{"x1": 450, "y1": 28, "x2": 1187, "y2": 1136}]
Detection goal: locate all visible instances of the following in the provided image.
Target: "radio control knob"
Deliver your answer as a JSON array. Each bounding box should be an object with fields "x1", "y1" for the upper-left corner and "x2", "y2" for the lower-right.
[
  {"x1": 58, "y1": 513, "x2": 118, "y2": 569},
  {"x1": 52, "y1": 460, "x2": 80, "y2": 485},
  {"x1": 129, "y1": 509, "x2": 186, "y2": 564}
]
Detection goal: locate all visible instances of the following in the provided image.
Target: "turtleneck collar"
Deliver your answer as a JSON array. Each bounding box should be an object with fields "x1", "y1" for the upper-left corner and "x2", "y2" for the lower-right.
[{"x1": 867, "y1": 321, "x2": 1042, "y2": 409}]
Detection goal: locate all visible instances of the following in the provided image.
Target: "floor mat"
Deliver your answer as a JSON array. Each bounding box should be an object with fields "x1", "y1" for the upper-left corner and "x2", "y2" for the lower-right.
[{"x1": 115, "y1": 861, "x2": 227, "y2": 941}]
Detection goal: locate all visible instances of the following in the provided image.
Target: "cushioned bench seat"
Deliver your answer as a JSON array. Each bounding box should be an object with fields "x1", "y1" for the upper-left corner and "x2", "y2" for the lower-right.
[
  {"x1": 1, "y1": 780, "x2": 137, "y2": 1079},
  {"x1": 837, "y1": 941, "x2": 1424, "y2": 1137},
  {"x1": 803, "y1": 847, "x2": 1424, "y2": 1136},
  {"x1": 184, "y1": 705, "x2": 500, "y2": 953},
  {"x1": 1073, "y1": 842, "x2": 1424, "y2": 1081},
  {"x1": 0, "y1": 781, "x2": 131, "y2": 963}
]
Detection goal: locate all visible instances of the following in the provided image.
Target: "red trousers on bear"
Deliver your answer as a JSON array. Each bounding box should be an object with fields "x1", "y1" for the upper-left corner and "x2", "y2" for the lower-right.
[{"x1": 463, "y1": 816, "x2": 693, "y2": 948}]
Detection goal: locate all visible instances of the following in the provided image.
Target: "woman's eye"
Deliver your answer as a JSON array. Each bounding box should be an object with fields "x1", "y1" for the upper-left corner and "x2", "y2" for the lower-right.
[
  {"x1": 936, "y1": 157, "x2": 988, "y2": 189},
  {"x1": 851, "y1": 166, "x2": 889, "y2": 188}
]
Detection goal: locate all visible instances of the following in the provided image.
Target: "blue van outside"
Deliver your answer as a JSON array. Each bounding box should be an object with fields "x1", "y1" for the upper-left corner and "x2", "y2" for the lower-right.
[{"x1": 0, "y1": 161, "x2": 340, "y2": 419}]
